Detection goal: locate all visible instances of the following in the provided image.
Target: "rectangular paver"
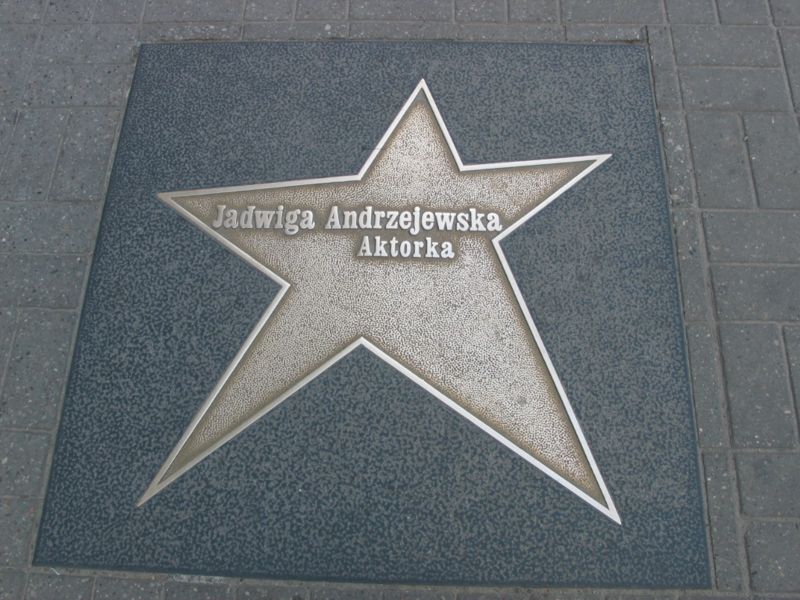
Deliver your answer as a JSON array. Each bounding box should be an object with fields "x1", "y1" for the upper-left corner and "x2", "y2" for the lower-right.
[
  {"x1": 0, "y1": 255, "x2": 86, "y2": 309},
  {"x1": 717, "y1": 0, "x2": 770, "y2": 24},
  {"x1": 713, "y1": 265, "x2": 800, "y2": 321},
  {"x1": 702, "y1": 452, "x2": 744, "y2": 592},
  {"x1": 50, "y1": 108, "x2": 119, "y2": 201},
  {"x1": 664, "y1": 0, "x2": 715, "y2": 24},
  {"x1": 94, "y1": 577, "x2": 162, "y2": 600},
  {"x1": 659, "y1": 112, "x2": 694, "y2": 204},
  {"x1": 718, "y1": 323, "x2": 797, "y2": 448},
  {"x1": 561, "y1": 0, "x2": 663, "y2": 23},
  {"x1": 686, "y1": 324, "x2": 728, "y2": 447},
  {"x1": 672, "y1": 25, "x2": 779, "y2": 66},
  {"x1": 0, "y1": 309, "x2": 77, "y2": 430},
  {"x1": 0, "y1": 109, "x2": 69, "y2": 201},
  {"x1": 737, "y1": 452, "x2": 800, "y2": 516},
  {"x1": 349, "y1": 0, "x2": 454, "y2": 21},
  {"x1": 144, "y1": 0, "x2": 245, "y2": 22},
  {"x1": 0, "y1": 202, "x2": 100, "y2": 254},
  {"x1": 509, "y1": 0, "x2": 559, "y2": 22},
  {"x1": 680, "y1": 67, "x2": 791, "y2": 111},
  {"x1": 686, "y1": 112, "x2": 754, "y2": 208},
  {"x1": 0, "y1": 430, "x2": 51, "y2": 497},
  {"x1": 704, "y1": 211, "x2": 800, "y2": 263},
  {"x1": 673, "y1": 210, "x2": 712, "y2": 321},
  {"x1": 296, "y1": 0, "x2": 348, "y2": 20},
  {"x1": 648, "y1": 27, "x2": 682, "y2": 109},
  {"x1": 743, "y1": 113, "x2": 800, "y2": 209},
  {"x1": 0, "y1": 497, "x2": 35, "y2": 567},
  {"x1": 747, "y1": 521, "x2": 800, "y2": 592}
]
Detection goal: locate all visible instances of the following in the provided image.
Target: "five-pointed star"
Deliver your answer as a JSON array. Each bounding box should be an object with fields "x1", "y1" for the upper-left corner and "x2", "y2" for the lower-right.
[{"x1": 141, "y1": 80, "x2": 618, "y2": 523}]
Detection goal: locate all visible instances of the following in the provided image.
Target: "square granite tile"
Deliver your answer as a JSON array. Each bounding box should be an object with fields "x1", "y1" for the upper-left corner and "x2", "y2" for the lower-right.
[{"x1": 34, "y1": 41, "x2": 709, "y2": 588}]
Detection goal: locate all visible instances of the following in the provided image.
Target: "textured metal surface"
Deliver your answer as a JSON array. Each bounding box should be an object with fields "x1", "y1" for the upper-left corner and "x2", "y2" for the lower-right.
[{"x1": 144, "y1": 82, "x2": 616, "y2": 521}]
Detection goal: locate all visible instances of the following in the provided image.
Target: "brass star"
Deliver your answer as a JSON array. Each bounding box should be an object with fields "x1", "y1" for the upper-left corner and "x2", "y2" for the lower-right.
[{"x1": 141, "y1": 81, "x2": 618, "y2": 523}]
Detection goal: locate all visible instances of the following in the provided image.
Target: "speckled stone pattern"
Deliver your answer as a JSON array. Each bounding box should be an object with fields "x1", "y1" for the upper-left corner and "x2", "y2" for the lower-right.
[{"x1": 33, "y1": 41, "x2": 708, "y2": 587}]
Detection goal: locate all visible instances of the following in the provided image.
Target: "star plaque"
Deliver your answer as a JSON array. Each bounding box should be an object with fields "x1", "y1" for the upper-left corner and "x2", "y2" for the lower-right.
[
  {"x1": 142, "y1": 80, "x2": 618, "y2": 522},
  {"x1": 36, "y1": 42, "x2": 709, "y2": 587}
]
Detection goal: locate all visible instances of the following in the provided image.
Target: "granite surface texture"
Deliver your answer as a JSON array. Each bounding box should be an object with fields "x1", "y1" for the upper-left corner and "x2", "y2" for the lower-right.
[{"x1": 0, "y1": 1, "x2": 798, "y2": 598}]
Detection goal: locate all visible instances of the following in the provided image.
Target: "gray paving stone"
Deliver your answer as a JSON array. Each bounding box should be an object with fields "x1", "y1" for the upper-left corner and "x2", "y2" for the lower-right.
[
  {"x1": 347, "y1": 21, "x2": 454, "y2": 39},
  {"x1": 0, "y1": 25, "x2": 42, "y2": 109},
  {"x1": 704, "y1": 211, "x2": 800, "y2": 263},
  {"x1": 94, "y1": 577, "x2": 162, "y2": 600},
  {"x1": 164, "y1": 582, "x2": 234, "y2": 600},
  {"x1": 747, "y1": 520, "x2": 800, "y2": 592},
  {"x1": 702, "y1": 452, "x2": 744, "y2": 591},
  {"x1": 659, "y1": 112, "x2": 693, "y2": 204},
  {"x1": 508, "y1": 0, "x2": 558, "y2": 22},
  {"x1": 565, "y1": 24, "x2": 645, "y2": 41},
  {"x1": 0, "y1": 309, "x2": 77, "y2": 429},
  {"x1": 717, "y1": 0, "x2": 770, "y2": 25},
  {"x1": 737, "y1": 452, "x2": 800, "y2": 516},
  {"x1": 743, "y1": 113, "x2": 800, "y2": 209},
  {"x1": 680, "y1": 67, "x2": 791, "y2": 111},
  {"x1": 771, "y1": 0, "x2": 800, "y2": 25},
  {"x1": 237, "y1": 584, "x2": 309, "y2": 599},
  {"x1": 719, "y1": 323, "x2": 797, "y2": 448},
  {"x1": 453, "y1": 22, "x2": 563, "y2": 41},
  {"x1": 686, "y1": 112, "x2": 754, "y2": 208},
  {"x1": 384, "y1": 591, "x2": 455, "y2": 600},
  {"x1": 44, "y1": 0, "x2": 92, "y2": 23},
  {"x1": 455, "y1": 0, "x2": 506, "y2": 22},
  {"x1": 296, "y1": 0, "x2": 347, "y2": 20},
  {"x1": 686, "y1": 323, "x2": 728, "y2": 447},
  {"x1": 458, "y1": 590, "x2": 534, "y2": 599},
  {"x1": 245, "y1": 0, "x2": 294, "y2": 21},
  {"x1": 664, "y1": 0, "x2": 715, "y2": 24},
  {"x1": 780, "y1": 29, "x2": 800, "y2": 111},
  {"x1": 310, "y1": 589, "x2": 376, "y2": 600},
  {"x1": 681, "y1": 595, "x2": 744, "y2": 600},
  {"x1": 648, "y1": 27, "x2": 681, "y2": 109},
  {"x1": 244, "y1": 21, "x2": 347, "y2": 40},
  {"x1": 544, "y1": 591, "x2": 604, "y2": 600},
  {"x1": 350, "y1": 0, "x2": 453, "y2": 21},
  {"x1": 786, "y1": 326, "x2": 800, "y2": 415},
  {"x1": 605, "y1": 594, "x2": 675, "y2": 600},
  {"x1": 561, "y1": 0, "x2": 663, "y2": 23},
  {"x1": 0, "y1": 497, "x2": 35, "y2": 566},
  {"x1": 92, "y1": 0, "x2": 146, "y2": 23},
  {"x1": 672, "y1": 25, "x2": 779, "y2": 66},
  {"x1": 138, "y1": 22, "x2": 242, "y2": 42},
  {"x1": 714, "y1": 266, "x2": 800, "y2": 322},
  {"x1": 24, "y1": 63, "x2": 132, "y2": 107},
  {"x1": 0, "y1": 0, "x2": 46, "y2": 23},
  {"x1": 35, "y1": 24, "x2": 138, "y2": 64},
  {"x1": 0, "y1": 255, "x2": 86, "y2": 309},
  {"x1": 144, "y1": 0, "x2": 244, "y2": 22},
  {"x1": 51, "y1": 108, "x2": 118, "y2": 201},
  {"x1": 26, "y1": 573, "x2": 93, "y2": 599},
  {"x1": 673, "y1": 210, "x2": 712, "y2": 321},
  {"x1": 0, "y1": 308, "x2": 16, "y2": 389},
  {"x1": 0, "y1": 202, "x2": 100, "y2": 253},
  {"x1": 0, "y1": 570, "x2": 26, "y2": 600},
  {"x1": 0, "y1": 109, "x2": 69, "y2": 201},
  {"x1": 0, "y1": 430, "x2": 50, "y2": 496},
  {"x1": 0, "y1": 109, "x2": 16, "y2": 170}
]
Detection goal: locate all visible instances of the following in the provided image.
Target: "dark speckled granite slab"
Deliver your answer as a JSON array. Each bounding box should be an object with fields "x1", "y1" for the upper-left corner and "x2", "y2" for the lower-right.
[{"x1": 34, "y1": 41, "x2": 709, "y2": 588}]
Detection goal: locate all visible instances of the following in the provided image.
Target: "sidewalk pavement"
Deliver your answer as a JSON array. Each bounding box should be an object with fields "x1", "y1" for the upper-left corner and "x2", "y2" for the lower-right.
[{"x1": 1, "y1": 1, "x2": 799, "y2": 598}]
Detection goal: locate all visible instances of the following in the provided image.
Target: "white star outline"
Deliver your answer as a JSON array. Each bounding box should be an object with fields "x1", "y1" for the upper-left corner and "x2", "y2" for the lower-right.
[{"x1": 142, "y1": 80, "x2": 620, "y2": 525}]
